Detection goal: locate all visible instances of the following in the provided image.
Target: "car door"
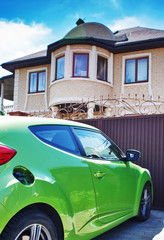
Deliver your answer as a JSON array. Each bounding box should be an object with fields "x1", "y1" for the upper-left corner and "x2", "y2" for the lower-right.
[
  {"x1": 73, "y1": 128, "x2": 139, "y2": 224},
  {"x1": 29, "y1": 125, "x2": 98, "y2": 233}
]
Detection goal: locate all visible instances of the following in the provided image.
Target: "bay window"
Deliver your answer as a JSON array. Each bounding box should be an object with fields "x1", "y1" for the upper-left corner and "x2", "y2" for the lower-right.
[
  {"x1": 73, "y1": 53, "x2": 89, "y2": 77},
  {"x1": 97, "y1": 55, "x2": 107, "y2": 81},
  {"x1": 56, "y1": 55, "x2": 65, "y2": 80}
]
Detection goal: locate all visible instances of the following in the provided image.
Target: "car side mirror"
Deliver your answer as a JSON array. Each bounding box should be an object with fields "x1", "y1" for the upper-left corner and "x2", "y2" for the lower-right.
[{"x1": 126, "y1": 149, "x2": 141, "y2": 161}]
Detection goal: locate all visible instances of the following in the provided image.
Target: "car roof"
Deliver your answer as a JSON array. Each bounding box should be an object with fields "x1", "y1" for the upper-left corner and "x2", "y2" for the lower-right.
[{"x1": 0, "y1": 116, "x2": 97, "y2": 131}]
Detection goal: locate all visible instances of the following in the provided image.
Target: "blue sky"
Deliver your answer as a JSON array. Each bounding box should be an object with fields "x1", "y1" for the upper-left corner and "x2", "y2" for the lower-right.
[
  {"x1": 1, "y1": 0, "x2": 164, "y2": 37},
  {"x1": 1, "y1": 0, "x2": 164, "y2": 78}
]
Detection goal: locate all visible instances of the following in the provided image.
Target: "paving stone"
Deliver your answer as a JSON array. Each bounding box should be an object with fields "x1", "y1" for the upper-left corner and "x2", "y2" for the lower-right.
[{"x1": 93, "y1": 210, "x2": 164, "y2": 240}]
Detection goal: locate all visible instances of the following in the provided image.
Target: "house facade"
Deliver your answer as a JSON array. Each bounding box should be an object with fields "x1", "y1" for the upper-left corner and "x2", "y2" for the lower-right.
[{"x1": 1, "y1": 20, "x2": 164, "y2": 119}]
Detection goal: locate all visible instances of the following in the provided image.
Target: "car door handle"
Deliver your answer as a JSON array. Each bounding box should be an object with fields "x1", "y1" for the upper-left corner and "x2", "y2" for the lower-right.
[{"x1": 94, "y1": 172, "x2": 105, "y2": 178}]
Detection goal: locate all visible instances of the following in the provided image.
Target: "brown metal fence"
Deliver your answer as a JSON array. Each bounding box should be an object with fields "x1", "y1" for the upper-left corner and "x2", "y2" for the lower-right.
[{"x1": 78, "y1": 114, "x2": 164, "y2": 210}]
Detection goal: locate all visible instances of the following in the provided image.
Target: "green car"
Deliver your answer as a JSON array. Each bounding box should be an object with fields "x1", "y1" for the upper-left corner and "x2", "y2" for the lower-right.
[{"x1": 0, "y1": 116, "x2": 153, "y2": 240}]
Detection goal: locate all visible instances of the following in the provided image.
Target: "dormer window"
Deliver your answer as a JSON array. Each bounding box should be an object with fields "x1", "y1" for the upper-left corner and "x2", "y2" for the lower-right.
[
  {"x1": 56, "y1": 55, "x2": 65, "y2": 80},
  {"x1": 29, "y1": 71, "x2": 45, "y2": 93},
  {"x1": 97, "y1": 55, "x2": 107, "y2": 81},
  {"x1": 73, "y1": 53, "x2": 89, "y2": 77}
]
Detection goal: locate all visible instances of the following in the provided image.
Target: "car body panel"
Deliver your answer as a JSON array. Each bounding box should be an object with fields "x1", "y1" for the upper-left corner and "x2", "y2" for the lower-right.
[
  {"x1": 0, "y1": 116, "x2": 153, "y2": 239},
  {"x1": 87, "y1": 159, "x2": 140, "y2": 223},
  {"x1": 0, "y1": 129, "x2": 97, "y2": 236},
  {"x1": 0, "y1": 203, "x2": 12, "y2": 234}
]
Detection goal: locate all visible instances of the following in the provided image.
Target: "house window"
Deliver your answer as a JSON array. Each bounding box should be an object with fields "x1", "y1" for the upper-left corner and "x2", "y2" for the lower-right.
[
  {"x1": 29, "y1": 71, "x2": 46, "y2": 93},
  {"x1": 125, "y1": 57, "x2": 148, "y2": 83},
  {"x1": 97, "y1": 55, "x2": 107, "y2": 81},
  {"x1": 56, "y1": 55, "x2": 65, "y2": 80},
  {"x1": 73, "y1": 53, "x2": 89, "y2": 77}
]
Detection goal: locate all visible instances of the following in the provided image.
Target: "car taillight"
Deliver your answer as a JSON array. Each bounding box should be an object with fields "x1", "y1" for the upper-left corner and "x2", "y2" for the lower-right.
[{"x1": 0, "y1": 145, "x2": 17, "y2": 165}]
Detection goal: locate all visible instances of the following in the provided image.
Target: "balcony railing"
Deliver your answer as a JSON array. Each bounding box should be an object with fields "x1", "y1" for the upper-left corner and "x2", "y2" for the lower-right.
[{"x1": 3, "y1": 105, "x2": 14, "y2": 113}]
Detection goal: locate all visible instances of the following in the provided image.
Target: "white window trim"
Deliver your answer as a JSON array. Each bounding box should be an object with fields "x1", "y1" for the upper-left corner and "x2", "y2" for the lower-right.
[
  {"x1": 96, "y1": 51, "x2": 113, "y2": 84},
  {"x1": 13, "y1": 69, "x2": 19, "y2": 111},
  {"x1": 71, "y1": 49, "x2": 91, "y2": 79},
  {"x1": 24, "y1": 67, "x2": 48, "y2": 111},
  {"x1": 51, "y1": 51, "x2": 65, "y2": 83},
  {"x1": 121, "y1": 52, "x2": 152, "y2": 97},
  {"x1": 49, "y1": 77, "x2": 113, "y2": 88}
]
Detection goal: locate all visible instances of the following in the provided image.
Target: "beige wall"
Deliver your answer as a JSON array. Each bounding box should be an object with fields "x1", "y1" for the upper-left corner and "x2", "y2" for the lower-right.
[
  {"x1": 151, "y1": 48, "x2": 164, "y2": 101},
  {"x1": 14, "y1": 46, "x2": 164, "y2": 114},
  {"x1": 114, "y1": 48, "x2": 164, "y2": 101},
  {"x1": 49, "y1": 79, "x2": 113, "y2": 106},
  {"x1": 14, "y1": 64, "x2": 51, "y2": 111}
]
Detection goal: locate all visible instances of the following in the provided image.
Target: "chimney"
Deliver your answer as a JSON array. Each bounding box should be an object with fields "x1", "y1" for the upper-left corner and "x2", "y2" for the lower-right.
[{"x1": 76, "y1": 18, "x2": 85, "y2": 26}]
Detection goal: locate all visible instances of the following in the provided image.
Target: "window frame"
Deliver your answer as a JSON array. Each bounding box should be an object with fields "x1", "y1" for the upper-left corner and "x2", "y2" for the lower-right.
[
  {"x1": 29, "y1": 125, "x2": 81, "y2": 155},
  {"x1": 97, "y1": 55, "x2": 108, "y2": 81},
  {"x1": 28, "y1": 70, "x2": 46, "y2": 93},
  {"x1": 72, "y1": 53, "x2": 89, "y2": 78},
  {"x1": 55, "y1": 55, "x2": 65, "y2": 80},
  {"x1": 71, "y1": 127, "x2": 125, "y2": 161},
  {"x1": 125, "y1": 56, "x2": 149, "y2": 84},
  {"x1": 29, "y1": 124, "x2": 125, "y2": 160}
]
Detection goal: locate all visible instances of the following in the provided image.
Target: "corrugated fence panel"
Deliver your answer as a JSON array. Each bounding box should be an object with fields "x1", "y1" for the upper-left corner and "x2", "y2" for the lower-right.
[{"x1": 79, "y1": 114, "x2": 164, "y2": 210}]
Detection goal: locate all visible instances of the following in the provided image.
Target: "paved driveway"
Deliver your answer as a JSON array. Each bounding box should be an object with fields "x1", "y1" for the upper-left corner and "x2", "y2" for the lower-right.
[{"x1": 93, "y1": 211, "x2": 164, "y2": 240}]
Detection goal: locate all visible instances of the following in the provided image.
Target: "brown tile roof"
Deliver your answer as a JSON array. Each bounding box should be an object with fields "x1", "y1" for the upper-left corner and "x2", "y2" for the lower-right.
[
  {"x1": 2, "y1": 26, "x2": 164, "y2": 73},
  {"x1": 115, "y1": 27, "x2": 164, "y2": 44},
  {"x1": 8, "y1": 27, "x2": 164, "y2": 64},
  {"x1": 7, "y1": 49, "x2": 47, "y2": 63}
]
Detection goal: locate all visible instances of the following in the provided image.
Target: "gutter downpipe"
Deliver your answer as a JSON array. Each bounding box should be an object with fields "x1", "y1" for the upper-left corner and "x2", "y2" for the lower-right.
[{"x1": 0, "y1": 81, "x2": 4, "y2": 111}]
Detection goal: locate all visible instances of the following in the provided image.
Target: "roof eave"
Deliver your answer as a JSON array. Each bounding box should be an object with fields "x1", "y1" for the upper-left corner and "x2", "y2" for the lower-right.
[
  {"x1": 1, "y1": 56, "x2": 49, "y2": 73},
  {"x1": 114, "y1": 37, "x2": 164, "y2": 53},
  {"x1": 47, "y1": 37, "x2": 116, "y2": 56},
  {"x1": 1, "y1": 37, "x2": 164, "y2": 73},
  {"x1": 0, "y1": 74, "x2": 13, "y2": 83}
]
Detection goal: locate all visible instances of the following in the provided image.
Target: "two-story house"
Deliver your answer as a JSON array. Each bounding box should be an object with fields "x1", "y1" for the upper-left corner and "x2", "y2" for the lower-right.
[{"x1": 1, "y1": 19, "x2": 164, "y2": 119}]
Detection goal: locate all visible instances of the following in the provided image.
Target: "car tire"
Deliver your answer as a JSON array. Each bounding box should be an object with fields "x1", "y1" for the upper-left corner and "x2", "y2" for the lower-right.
[
  {"x1": 135, "y1": 182, "x2": 152, "y2": 221},
  {"x1": 0, "y1": 209, "x2": 58, "y2": 240}
]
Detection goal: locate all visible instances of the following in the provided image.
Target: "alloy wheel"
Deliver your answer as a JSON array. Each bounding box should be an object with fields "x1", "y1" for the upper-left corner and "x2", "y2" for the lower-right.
[
  {"x1": 141, "y1": 187, "x2": 151, "y2": 217},
  {"x1": 15, "y1": 224, "x2": 52, "y2": 240}
]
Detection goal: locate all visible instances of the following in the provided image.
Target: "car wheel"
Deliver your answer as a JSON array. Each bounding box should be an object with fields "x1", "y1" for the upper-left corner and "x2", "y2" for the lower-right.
[
  {"x1": 135, "y1": 183, "x2": 152, "y2": 221},
  {"x1": 0, "y1": 209, "x2": 58, "y2": 240}
]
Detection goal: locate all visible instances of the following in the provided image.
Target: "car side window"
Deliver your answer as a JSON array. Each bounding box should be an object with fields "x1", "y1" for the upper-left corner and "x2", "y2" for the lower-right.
[
  {"x1": 29, "y1": 125, "x2": 79, "y2": 154},
  {"x1": 74, "y1": 128, "x2": 121, "y2": 160}
]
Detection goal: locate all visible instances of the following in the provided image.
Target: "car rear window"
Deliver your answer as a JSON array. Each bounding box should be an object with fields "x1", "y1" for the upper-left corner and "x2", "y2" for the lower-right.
[{"x1": 29, "y1": 125, "x2": 79, "y2": 154}]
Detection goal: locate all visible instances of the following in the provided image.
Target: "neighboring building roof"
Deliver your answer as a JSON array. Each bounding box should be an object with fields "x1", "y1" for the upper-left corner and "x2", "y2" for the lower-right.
[
  {"x1": 7, "y1": 50, "x2": 47, "y2": 63},
  {"x1": 0, "y1": 74, "x2": 14, "y2": 101},
  {"x1": 2, "y1": 50, "x2": 48, "y2": 72},
  {"x1": 1, "y1": 23, "x2": 164, "y2": 73}
]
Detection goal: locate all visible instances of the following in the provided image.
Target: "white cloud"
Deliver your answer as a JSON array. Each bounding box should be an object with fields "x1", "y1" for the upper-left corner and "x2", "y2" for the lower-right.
[
  {"x1": 108, "y1": 16, "x2": 164, "y2": 32},
  {"x1": 108, "y1": 16, "x2": 144, "y2": 32},
  {"x1": 110, "y1": 0, "x2": 119, "y2": 8},
  {"x1": 0, "y1": 20, "x2": 55, "y2": 77},
  {"x1": 92, "y1": 12, "x2": 105, "y2": 19}
]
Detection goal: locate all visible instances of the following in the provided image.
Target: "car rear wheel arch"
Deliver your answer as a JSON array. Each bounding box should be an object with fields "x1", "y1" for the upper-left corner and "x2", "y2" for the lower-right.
[{"x1": 1, "y1": 203, "x2": 64, "y2": 240}]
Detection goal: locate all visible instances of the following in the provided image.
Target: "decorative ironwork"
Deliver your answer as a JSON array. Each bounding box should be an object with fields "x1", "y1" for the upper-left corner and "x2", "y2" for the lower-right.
[
  {"x1": 50, "y1": 95, "x2": 164, "y2": 120},
  {"x1": 27, "y1": 95, "x2": 164, "y2": 119},
  {"x1": 51, "y1": 102, "x2": 88, "y2": 120}
]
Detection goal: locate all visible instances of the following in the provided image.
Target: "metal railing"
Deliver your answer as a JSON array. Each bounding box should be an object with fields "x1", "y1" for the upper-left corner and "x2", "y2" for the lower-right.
[{"x1": 3, "y1": 105, "x2": 14, "y2": 113}]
